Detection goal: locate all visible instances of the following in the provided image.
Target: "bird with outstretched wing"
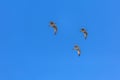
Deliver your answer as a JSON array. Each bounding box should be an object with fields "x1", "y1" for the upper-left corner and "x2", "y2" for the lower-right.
[
  {"x1": 49, "y1": 21, "x2": 57, "y2": 35},
  {"x1": 73, "y1": 45, "x2": 81, "y2": 56},
  {"x1": 80, "y1": 28, "x2": 88, "y2": 40}
]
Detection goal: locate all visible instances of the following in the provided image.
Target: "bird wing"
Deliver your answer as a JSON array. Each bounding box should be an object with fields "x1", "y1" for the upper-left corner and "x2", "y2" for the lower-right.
[
  {"x1": 77, "y1": 49, "x2": 80, "y2": 56},
  {"x1": 53, "y1": 26, "x2": 57, "y2": 35},
  {"x1": 83, "y1": 32, "x2": 88, "y2": 40}
]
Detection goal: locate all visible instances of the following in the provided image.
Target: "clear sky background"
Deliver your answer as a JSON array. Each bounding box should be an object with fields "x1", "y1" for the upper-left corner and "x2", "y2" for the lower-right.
[{"x1": 0, "y1": 0, "x2": 120, "y2": 80}]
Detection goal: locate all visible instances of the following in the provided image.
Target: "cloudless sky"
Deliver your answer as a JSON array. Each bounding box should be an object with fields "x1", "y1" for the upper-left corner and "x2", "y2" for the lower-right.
[{"x1": 0, "y1": 0, "x2": 120, "y2": 80}]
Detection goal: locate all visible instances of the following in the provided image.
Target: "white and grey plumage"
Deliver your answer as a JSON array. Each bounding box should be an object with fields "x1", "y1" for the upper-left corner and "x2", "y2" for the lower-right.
[
  {"x1": 73, "y1": 45, "x2": 81, "y2": 56},
  {"x1": 49, "y1": 21, "x2": 57, "y2": 35},
  {"x1": 80, "y1": 28, "x2": 88, "y2": 40}
]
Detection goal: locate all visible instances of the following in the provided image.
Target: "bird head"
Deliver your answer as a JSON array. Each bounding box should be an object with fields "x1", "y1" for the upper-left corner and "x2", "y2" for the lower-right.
[
  {"x1": 50, "y1": 21, "x2": 54, "y2": 25},
  {"x1": 80, "y1": 28, "x2": 85, "y2": 32}
]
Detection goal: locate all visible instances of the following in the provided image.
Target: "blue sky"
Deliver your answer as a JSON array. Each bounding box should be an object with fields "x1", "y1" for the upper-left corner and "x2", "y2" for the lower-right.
[{"x1": 0, "y1": 0, "x2": 120, "y2": 80}]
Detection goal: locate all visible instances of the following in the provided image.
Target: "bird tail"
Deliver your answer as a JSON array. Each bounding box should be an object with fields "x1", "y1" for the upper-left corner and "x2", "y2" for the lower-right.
[{"x1": 78, "y1": 54, "x2": 80, "y2": 56}]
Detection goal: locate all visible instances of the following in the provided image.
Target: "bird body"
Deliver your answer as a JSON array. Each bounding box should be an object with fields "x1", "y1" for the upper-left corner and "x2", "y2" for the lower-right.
[
  {"x1": 80, "y1": 28, "x2": 88, "y2": 40},
  {"x1": 49, "y1": 21, "x2": 57, "y2": 35},
  {"x1": 73, "y1": 45, "x2": 81, "y2": 56}
]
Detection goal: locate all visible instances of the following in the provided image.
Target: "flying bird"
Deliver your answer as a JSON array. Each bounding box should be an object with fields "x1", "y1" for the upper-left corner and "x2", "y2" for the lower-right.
[
  {"x1": 49, "y1": 21, "x2": 57, "y2": 35},
  {"x1": 80, "y1": 28, "x2": 88, "y2": 40},
  {"x1": 73, "y1": 45, "x2": 81, "y2": 56}
]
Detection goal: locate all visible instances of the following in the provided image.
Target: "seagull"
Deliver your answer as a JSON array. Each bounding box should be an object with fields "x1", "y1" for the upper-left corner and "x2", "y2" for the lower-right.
[
  {"x1": 49, "y1": 21, "x2": 57, "y2": 35},
  {"x1": 73, "y1": 45, "x2": 81, "y2": 56},
  {"x1": 80, "y1": 28, "x2": 88, "y2": 40}
]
